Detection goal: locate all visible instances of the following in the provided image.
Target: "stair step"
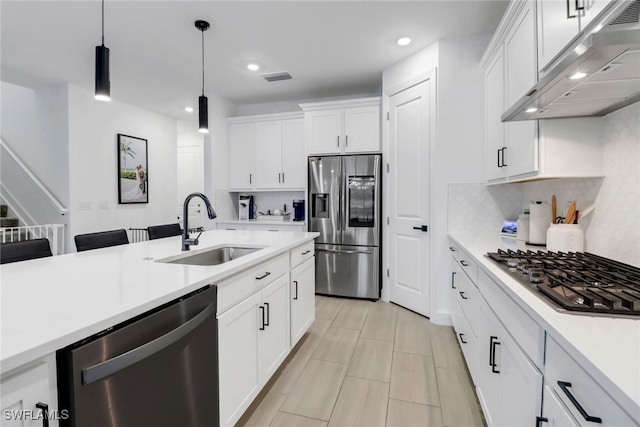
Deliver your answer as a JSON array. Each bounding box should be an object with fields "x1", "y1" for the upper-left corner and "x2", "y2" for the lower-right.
[
  {"x1": 0, "y1": 218, "x2": 19, "y2": 227},
  {"x1": 0, "y1": 204, "x2": 7, "y2": 218}
]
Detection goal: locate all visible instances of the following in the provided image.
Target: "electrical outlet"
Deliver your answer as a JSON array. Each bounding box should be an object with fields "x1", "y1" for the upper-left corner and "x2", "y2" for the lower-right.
[{"x1": 79, "y1": 201, "x2": 93, "y2": 210}]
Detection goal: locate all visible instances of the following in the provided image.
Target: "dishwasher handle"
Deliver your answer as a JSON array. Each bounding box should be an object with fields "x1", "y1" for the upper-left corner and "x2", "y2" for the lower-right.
[
  {"x1": 317, "y1": 248, "x2": 372, "y2": 255},
  {"x1": 81, "y1": 299, "x2": 216, "y2": 385}
]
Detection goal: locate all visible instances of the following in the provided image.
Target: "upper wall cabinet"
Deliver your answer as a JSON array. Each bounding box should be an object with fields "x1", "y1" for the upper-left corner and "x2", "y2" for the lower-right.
[
  {"x1": 300, "y1": 97, "x2": 381, "y2": 155},
  {"x1": 228, "y1": 113, "x2": 305, "y2": 191},
  {"x1": 537, "y1": 0, "x2": 613, "y2": 73},
  {"x1": 481, "y1": 0, "x2": 605, "y2": 184}
]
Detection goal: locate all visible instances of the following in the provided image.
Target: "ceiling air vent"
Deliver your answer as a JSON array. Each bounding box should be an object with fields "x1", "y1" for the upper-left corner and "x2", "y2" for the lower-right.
[
  {"x1": 261, "y1": 71, "x2": 292, "y2": 82},
  {"x1": 609, "y1": 0, "x2": 640, "y2": 25}
]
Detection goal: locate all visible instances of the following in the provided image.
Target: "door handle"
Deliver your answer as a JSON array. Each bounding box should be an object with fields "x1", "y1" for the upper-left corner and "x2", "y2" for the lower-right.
[
  {"x1": 412, "y1": 225, "x2": 428, "y2": 232},
  {"x1": 82, "y1": 299, "x2": 216, "y2": 385},
  {"x1": 557, "y1": 381, "x2": 603, "y2": 423}
]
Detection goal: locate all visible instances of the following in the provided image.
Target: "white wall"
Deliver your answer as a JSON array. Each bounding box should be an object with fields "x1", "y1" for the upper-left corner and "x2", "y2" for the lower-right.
[
  {"x1": 1, "y1": 81, "x2": 70, "y2": 206},
  {"x1": 67, "y1": 84, "x2": 178, "y2": 241}
]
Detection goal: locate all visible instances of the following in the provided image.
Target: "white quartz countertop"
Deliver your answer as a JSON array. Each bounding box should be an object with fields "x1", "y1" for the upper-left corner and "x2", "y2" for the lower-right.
[
  {"x1": 1, "y1": 230, "x2": 318, "y2": 375},
  {"x1": 217, "y1": 219, "x2": 305, "y2": 226},
  {"x1": 449, "y1": 232, "x2": 640, "y2": 415}
]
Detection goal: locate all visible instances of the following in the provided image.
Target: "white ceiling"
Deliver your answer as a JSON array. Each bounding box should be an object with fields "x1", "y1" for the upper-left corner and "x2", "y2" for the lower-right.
[{"x1": 1, "y1": 1, "x2": 507, "y2": 119}]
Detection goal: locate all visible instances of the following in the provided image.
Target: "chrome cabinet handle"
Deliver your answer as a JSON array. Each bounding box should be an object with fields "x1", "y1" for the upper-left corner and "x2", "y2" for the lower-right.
[
  {"x1": 557, "y1": 381, "x2": 602, "y2": 423},
  {"x1": 35, "y1": 403, "x2": 49, "y2": 427},
  {"x1": 82, "y1": 300, "x2": 216, "y2": 385},
  {"x1": 256, "y1": 272, "x2": 271, "y2": 280}
]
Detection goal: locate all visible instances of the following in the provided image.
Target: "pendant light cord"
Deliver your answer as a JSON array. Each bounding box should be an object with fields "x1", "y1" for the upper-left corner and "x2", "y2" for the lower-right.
[
  {"x1": 101, "y1": 0, "x2": 105, "y2": 46},
  {"x1": 201, "y1": 30, "x2": 205, "y2": 96}
]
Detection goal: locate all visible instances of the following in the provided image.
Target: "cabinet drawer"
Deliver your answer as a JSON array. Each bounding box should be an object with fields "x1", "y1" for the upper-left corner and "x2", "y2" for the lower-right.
[
  {"x1": 455, "y1": 269, "x2": 479, "y2": 337},
  {"x1": 217, "y1": 254, "x2": 289, "y2": 314},
  {"x1": 546, "y1": 336, "x2": 638, "y2": 427},
  {"x1": 290, "y1": 240, "x2": 314, "y2": 268},
  {"x1": 457, "y1": 249, "x2": 478, "y2": 283},
  {"x1": 478, "y1": 270, "x2": 543, "y2": 369},
  {"x1": 453, "y1": 300, "x2": 477, "y2": 384},
  {"x1": 448, "y1": 240, "x2": 459, "y2": 261}
]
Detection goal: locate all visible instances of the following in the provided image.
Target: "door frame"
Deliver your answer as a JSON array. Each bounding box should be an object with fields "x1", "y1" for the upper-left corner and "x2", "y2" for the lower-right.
[{"x1": 381, "y1": 68, "x2": 437, "y2": 316}]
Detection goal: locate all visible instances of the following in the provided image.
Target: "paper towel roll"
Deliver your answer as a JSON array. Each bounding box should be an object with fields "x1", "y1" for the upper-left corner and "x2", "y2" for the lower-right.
[
  {"x1": 529, "y1": 202, "x2": 550, "y2": 245},
  {"x1": 516, "y1": 214, "x2": 530, "y2": 241}
]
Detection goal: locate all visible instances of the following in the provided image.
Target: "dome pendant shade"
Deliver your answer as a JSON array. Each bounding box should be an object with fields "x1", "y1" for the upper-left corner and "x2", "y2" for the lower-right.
[
  {"x1": 94, "y1": 46, "x2": 110, "y2": 101},
  {"x1": 198, "y1": 95, "x2": 209, "y2": 133}
]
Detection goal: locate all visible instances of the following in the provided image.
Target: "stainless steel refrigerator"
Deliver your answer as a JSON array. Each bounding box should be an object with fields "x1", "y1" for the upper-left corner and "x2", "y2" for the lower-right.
[{"x1": 309, "y1": 154, "x2": 381, "y2": 299}]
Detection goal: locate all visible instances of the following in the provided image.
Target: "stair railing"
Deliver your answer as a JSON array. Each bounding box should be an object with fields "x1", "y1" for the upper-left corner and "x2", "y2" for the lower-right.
[{"x1": 0, "y1": 224, "x2": 66, "y2": 255}]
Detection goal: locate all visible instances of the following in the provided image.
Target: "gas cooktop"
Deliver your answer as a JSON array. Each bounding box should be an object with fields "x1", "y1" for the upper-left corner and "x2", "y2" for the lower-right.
[{"x1": 486, "y1": 249, "x2": 640, "y2": 317}]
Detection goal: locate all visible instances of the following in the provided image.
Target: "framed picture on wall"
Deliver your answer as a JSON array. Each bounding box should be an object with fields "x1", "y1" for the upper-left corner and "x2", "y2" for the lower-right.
[{"x1": 117, "y1": 134, "x2": 148, "y2": 204}]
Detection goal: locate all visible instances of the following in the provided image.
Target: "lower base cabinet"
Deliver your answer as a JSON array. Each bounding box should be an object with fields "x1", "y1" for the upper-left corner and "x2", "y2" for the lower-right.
[
  {"x1": 476, "y1": 298, "x2": 542, "y2": 427},
  {"x1": 218, "y1": 274, "x2": 290, "y2": 427},
  {"x1": 290, "y1": 258, "x2": 315, "y2": 346}
]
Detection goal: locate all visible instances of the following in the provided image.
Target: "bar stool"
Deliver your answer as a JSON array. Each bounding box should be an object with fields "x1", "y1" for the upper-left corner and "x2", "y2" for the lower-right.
[
  {"x1": 74, "y1": 229, "x2": 129, "y2": 252},
  {"x1": 147, "y1": 223, "x2": 182, "y2": 240},
  {"x1": 0, "y1": 238, "x2": 53, "y2": 264}
]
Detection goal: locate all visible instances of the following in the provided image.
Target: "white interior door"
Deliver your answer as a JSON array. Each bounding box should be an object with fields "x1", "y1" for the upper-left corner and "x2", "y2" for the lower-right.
[
  {"x1": 388, "y1": 77, "x2": 433, "y2": 317},
  {"x1": 177, "y1": 145, "x2": 204, "y2": 229}
]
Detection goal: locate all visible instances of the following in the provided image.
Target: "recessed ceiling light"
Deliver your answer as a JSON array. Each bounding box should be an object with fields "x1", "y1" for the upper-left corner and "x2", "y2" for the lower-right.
[
  {"x1": 569, "y1": 72, "x2": 587, "y2": 80},
  {"x1": 185, "y1": 106, "x2": 194, "y2": 113},
  {"x1": 526, "y1": 107, "x2": 538, "y2": 113},
  {"x1": 396, "y1": 37, "x2": 411, "y2": 46},
  {"x1": 247, "y1": 63, "x2": 260, "y2": 71}
]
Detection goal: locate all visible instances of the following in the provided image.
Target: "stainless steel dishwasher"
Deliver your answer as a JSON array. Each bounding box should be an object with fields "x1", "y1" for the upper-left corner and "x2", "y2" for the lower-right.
[{"x1": 57, "y1": 285, "x2": 218, "y2": 427}]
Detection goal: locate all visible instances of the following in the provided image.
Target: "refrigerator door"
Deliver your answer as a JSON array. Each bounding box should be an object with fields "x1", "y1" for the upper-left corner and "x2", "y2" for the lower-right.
[
  {"x1": 342, "y1": 154, "x2": 381, "y2": 246},
  {"x1": 309, "y1": 156, "x2": 342, "y2": 245},
  {"x1": 315, "y1": 244, "x2": 380, "y2": 299}
]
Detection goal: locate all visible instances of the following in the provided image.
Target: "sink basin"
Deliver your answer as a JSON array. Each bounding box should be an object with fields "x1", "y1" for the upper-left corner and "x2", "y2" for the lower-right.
[{"x1": 161, "y1": 246, "x2": 262, "y2": 266}]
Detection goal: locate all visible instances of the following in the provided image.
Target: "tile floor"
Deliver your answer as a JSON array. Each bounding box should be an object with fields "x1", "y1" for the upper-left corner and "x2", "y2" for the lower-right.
[{"x1": 236, "y1": 296, "x2": 486, "y2": 427}]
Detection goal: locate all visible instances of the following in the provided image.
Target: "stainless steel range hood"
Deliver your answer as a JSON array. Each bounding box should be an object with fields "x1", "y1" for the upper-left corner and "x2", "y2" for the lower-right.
[{"x1": 503, "y1": 0, "x2": 640, "y2": 121}]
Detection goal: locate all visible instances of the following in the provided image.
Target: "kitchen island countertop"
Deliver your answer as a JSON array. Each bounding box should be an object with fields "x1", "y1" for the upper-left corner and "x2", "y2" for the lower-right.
[
  {"x1": 449, "y1": 231, "x2": 640, "y2": 417},
  {"x1": 1, "y1": 230, "x2": 318, "y2": 375}
]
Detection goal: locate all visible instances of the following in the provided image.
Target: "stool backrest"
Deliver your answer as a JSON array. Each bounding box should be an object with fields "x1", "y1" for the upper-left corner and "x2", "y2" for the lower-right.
[
  {"x1": 0, "y1": 238, "x2": 53, "y2": 264},
  {"x1": 75, "y1": 229, "x2": 129, "y2": 252},
  {"x1": 147, "y1": 223, "x2": 182, "y2": 240}
]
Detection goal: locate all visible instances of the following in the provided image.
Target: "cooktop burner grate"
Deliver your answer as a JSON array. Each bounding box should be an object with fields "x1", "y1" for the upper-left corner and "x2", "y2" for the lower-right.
[{"x1": 486, "y1": 249, "x2": 640, "y2": 317}]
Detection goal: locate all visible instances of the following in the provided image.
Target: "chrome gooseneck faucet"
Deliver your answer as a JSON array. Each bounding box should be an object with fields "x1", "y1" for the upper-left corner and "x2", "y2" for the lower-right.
[{"x1": 182, "y1": 192, "x2": 217, "y2": 251}]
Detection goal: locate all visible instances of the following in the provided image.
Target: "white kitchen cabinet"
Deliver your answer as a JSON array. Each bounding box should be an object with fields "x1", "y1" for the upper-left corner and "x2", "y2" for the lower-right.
[
  {"x1": 544, "y1": 336, "x2": 638, "y2": 427},
  {"x1": 216, "y1": 221, "x2": 306, "y2": 232},
  {"x1": 260, "y1": 275, "x2": 291, "y2": 381},
  {"x1": 228, "y1": 113, "x2": 305, "y2": 191},
  {"x1": 476, "y1": 300, "x2": 543, "y2": 427},
  {"x1": 218, "y1": 292, "x2": 261, "y2": 427},
  {"x1": 482, "y1": 0, "x2": 604, "y2": 184},
  {"x1": 540, "y1": 384, "x2": 581, "y2": 427},
  {"x1": 290, "y1": 257, "x2": 315, "y2": 346},
  {"x1": 229, "y1": 123, "x2": 255, "y2": 190},
  {"x1": 1, "y1": 358, "x2": 59, "y2": 427},
  {"x1": 301, "y1": 97, "x2": 381, "y2": 155},
  {"x1": 537, "y1": 0, "x2": 614, "y2": 73},
  {"x1": 485, "y1": 48, "x2": 506, "y2": 182}
]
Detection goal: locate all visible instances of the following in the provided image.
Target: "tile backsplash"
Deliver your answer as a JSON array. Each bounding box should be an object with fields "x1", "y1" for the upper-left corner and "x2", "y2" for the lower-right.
[{"x1": 448, "y1": 103, "x2": 640, "y2": 267}]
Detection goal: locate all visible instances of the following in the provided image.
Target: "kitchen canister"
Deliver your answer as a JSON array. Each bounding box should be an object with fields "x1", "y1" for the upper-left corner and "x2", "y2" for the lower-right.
[
  {"x1": 547, "y1": 224, "x2": 584, "y2": 252},
  {"x1": 516, "y1": 213, "x2": 530, "y2": 241},
  {"x1": 528, "y1": 201, "x2": 550, "y2": 245}
]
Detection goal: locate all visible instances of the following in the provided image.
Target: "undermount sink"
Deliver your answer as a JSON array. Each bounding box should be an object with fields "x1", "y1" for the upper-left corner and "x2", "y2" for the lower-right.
[{"x1": 160, "y1": 246, "x2": 263, "y2": 266}]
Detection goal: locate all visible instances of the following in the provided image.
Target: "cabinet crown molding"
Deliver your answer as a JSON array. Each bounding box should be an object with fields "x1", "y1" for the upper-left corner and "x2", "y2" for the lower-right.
[
  {"x1": 227, "y1": 111, "x2": 304, "y2": 124},
  {"x1": 299, "y1": 96, "x2": 381, "y2": 112}
]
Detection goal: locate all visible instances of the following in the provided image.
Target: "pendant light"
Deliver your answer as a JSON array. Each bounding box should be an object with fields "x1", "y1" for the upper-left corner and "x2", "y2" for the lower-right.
[
  {"x1": 95, "y1": 0, "x2": 110, "y2": 101},
  {"x1": 195, "y1": 20, "x2": 210, "y2": 134}
]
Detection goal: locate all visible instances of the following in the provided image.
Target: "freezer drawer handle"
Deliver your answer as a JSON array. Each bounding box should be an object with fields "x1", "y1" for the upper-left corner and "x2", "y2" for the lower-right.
[
  {"x1": 557, "y1": 381, "x2": 602, "y2": 423},
  {"x1": 256, "y1": 271, "x2": 272, "y2": 280},
  {"x1": 412, "y1": 225, "x2": 428, "y2": 232},
  {"x1": 81, "y1": 299, "x2": 216, "y2": 385},
  {"x1": 35, "y1": 403, "x2": 49, "y2": 427},
  {"x1": 317, "y1": 248, "x2": 372, "y2": 255}
]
